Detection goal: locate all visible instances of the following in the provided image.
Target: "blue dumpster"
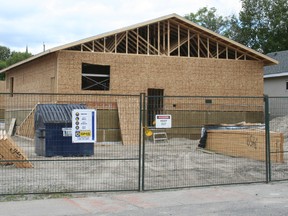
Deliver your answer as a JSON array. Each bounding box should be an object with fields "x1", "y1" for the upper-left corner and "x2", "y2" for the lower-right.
[{"x1": 34, "y1": 104, "x2": 94, "y2": 157}]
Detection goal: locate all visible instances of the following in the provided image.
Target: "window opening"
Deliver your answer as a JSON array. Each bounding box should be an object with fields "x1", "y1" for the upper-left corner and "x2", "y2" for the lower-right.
[{"x1": 82, "y1": 63, "x2": 110, "y2": 90}]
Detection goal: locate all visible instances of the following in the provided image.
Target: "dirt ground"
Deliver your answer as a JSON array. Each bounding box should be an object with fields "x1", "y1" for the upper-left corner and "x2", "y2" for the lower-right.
[{"x1": 1, "y1": 132, "x2": 287, "y2": 196}]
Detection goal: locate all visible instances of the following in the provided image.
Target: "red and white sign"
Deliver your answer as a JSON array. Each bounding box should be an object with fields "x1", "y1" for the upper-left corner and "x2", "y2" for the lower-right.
[{"x1": 155, "y1": 114, "x2": 172, "y2": 128}]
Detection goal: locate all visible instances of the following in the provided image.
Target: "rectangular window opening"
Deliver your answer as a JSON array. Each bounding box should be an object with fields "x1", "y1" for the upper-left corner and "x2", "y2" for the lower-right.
[
  {"x1": 286, "y1": 81, "x2": 288, "y2": 90},
  {"x1": 82, "y1": 63, "x2": 110, "y2": 91}
]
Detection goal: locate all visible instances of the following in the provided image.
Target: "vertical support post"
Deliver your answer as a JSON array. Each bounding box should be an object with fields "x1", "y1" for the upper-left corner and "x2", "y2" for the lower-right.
[
  {"x1": 126, "y1": 31, "x2": 128, "y2": 54},
  {"x1": 264, "y1": 95, "x2": 271, "y2": 183},
  {"x1": 168, "y1": 20, "x2": 170, "y2": 56},
  {"x1": 197, "y1": 34, "x2": 200, "y2": 57},
  {"x1": 178, "y1": 25, "x2": 180, "y2": 56},
  {"x1": 207, "y1": 38, "x2": 209, "y2": 58},
  {"x1": 158, "y1": 22, "x2": 160, "y2": 55},
  {"x1": 147, "y1": 25, "x2": 150, "y2": 55},
  {"x1": 188, "y1": 29, "x2": 190, "y2": 57},
  {"x1": 141, "y1": 93, "x2": 146, "y2": 191},
  {"x1": 136, "y1": 28, "x2": 139, "y2": 54},
  {"x1": 104, "y1": 37, "x2": 106, "y2": 53},
  {"x1": 114, "y1": 34, "x2": 117, "y2": 53},
  {"x1": 163, "y1": 22, "x2": 166, "y2": 52},
  {"x1": 138, "y1": 93, "x2": 145, "y2": 191},
  {"x1": 216, "y1": 42, "x2": 219, "y2": 59}
]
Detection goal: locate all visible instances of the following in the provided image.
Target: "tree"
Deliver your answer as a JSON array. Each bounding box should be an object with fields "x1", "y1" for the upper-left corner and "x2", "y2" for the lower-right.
[
  {"x1": 0, "y1": 45, "x2": 33, "y2": 80},
  {"x1": 6, "y1": 51, "x2": 32, "y2": 67},
  {"x1": 231, "y1": 0, "x2": 288, "y2": 53},
  {"x1": 0, "y1": 46, "x2": 11, "y2": 61},
  {"x1": 184, "y1": 7, "x2": 230, "y2": 35}
]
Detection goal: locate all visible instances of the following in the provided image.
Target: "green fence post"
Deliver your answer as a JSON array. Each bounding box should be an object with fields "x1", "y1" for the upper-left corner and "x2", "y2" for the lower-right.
[
  {"x1": 264, "y1": 95, "x2": 271, "y2": 183},
  {"x1": 141, "y1": 93, "x2": 146, "y2": 191}
]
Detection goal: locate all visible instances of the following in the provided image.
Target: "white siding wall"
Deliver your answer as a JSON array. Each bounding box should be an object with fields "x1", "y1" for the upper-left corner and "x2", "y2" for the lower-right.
[{"x1": 264, "y1": 76, "x2": 288, "y2": 96}]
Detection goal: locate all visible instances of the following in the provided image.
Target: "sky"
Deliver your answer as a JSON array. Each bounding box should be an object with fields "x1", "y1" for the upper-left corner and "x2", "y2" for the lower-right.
[{"x1": 0, "y1": 0, "x2": 242, "y2": 55}]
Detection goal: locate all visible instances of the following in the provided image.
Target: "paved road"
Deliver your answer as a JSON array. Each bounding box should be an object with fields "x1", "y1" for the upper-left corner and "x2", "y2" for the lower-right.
[{"x1": 1, "y1": 182, "x2": 288, "y2": 216}]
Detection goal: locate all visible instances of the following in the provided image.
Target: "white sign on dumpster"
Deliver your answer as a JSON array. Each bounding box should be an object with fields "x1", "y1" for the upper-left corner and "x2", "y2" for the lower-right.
[
  {"x1": 155, "y1": 114, "x2": 172, "y2": 128},
  {"x1": 72, "y1": 109, "x2": 96, "y2": 143}
]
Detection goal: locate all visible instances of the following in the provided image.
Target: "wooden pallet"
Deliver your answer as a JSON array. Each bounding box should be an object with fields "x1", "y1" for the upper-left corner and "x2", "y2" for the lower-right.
[
  {"x1": 0, "y1": 131, "x2": 33, "y2": 168},
  {"x1": 206, "y1": 129, "x2": 284, "y2": 163}
]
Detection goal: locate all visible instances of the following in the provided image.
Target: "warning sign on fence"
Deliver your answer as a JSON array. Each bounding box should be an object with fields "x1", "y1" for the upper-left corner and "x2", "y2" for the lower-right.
[{"x1": 155, "y1": 115, "x2": 172, "y2": 128}]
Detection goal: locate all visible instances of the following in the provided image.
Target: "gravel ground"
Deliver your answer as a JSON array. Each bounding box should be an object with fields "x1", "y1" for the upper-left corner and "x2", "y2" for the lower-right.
[{"x1": 0, "y1": 115, "x2": 287, "y2": 196}]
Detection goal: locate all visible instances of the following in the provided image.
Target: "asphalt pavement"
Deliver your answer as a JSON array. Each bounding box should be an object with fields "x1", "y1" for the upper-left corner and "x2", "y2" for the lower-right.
[{"x1": 1, "y1": 182, "x2": 288, "y2": 216}]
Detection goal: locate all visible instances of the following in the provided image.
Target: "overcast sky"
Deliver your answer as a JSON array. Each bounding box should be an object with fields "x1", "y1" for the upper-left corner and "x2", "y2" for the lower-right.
[{"x1": 0, "y1": 0, "x2": 242, "y2": 55}]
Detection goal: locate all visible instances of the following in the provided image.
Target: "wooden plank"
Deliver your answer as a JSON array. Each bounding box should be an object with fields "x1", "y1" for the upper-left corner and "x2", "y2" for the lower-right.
[
  {"x1": 117, "y1": 98, "x2": 140, "y2": 145},
  {"x1": 8, "y1": 118, "x2": 16, "y2": 136},
  {"x1": 0, "y1": 132, "x2": 33, "y2": 168},
  {"x1": 206, "y1": 129, "x2": 284, "y2": 163},
  {"x1": 16, "y1": 105, "x2": 37, "y2": 139}
]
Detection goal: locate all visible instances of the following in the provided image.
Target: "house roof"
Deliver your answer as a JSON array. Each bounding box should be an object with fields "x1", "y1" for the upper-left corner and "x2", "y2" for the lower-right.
[
  {"x1": 0, "y1": 13, "x2": 278, "y2": 74},
  {"x1": 264, "y1": 50, "x2": 288, "y2": 78}
]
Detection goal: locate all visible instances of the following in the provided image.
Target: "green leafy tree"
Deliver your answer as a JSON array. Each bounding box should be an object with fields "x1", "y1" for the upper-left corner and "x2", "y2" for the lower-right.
[
  {"x1": 0, "y1": 45, "x2": 32, "y2": 80},
  {"x1": 0, "y1": 46, "x2": 11, "y2": 61},
  {"x1": 229, "y1": 0, "x2": 288, "y2": 53},
  {"x1": 6, "y1": 51, "x2": 32, "y2": 67},
  {"x1": 184, "y1": 7, "x2": 230, "y2": 35}
]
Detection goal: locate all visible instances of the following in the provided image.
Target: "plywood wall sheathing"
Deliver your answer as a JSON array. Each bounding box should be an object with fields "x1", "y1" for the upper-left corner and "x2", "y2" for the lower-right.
[
  {"x1": 117, "y1": 98, "x2": 140, "y2": 145},
  {"x1": 206, "y1": 129, "x2": 284, "y2": 163},
  {"x1": 0, "y1": 131, "x2": 33, "y2": 168}
]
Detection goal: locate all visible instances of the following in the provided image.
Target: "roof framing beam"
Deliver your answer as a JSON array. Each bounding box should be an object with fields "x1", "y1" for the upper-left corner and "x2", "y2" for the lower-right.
[{"x1": 66, "y1": 17, "x2": 264, "y2": 62}]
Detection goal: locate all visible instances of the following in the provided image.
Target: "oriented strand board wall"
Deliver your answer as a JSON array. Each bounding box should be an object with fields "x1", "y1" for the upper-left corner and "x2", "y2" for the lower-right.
[
  {"x1": 57, "y1": 51, "x2": 264, "y2": 97},
  {"x1": 5, "y1": 53, "x2": 58, "y2": 93}
]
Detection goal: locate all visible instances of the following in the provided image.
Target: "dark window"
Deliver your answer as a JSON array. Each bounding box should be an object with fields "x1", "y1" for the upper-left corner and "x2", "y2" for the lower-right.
[
  {"x1": 82, "y1": 63, "x2": 110, "y2": 90},
  {"x1": 286, "y1": 81, "x2": 288, "y2": 90}
]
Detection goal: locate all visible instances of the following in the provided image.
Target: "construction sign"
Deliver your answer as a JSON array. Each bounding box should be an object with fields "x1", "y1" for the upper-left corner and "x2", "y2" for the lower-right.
[
  {"x1": 72, "y1": 109, "x2": 96, "y2": 143},
  {"x1": 155, "y1": 114, "x2": 172, "y2": 128}
]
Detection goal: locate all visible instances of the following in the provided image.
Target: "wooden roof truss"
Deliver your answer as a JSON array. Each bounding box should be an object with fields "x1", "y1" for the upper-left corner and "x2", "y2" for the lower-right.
[{"x1": 66, "y1": 17, "x2": 258, "y2": 61}]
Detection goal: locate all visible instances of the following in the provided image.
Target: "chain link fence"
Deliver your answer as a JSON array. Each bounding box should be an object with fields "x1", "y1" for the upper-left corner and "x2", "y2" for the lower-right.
[
  {"x1": 268, "y1": 97, "x2": 288, "y2": 182},
  {"x1": 0, "y1": 93, "x2": 141, "y2": 195},
  {"x1": 0, "y1": 93, "x2": 286, "y2": 195}
]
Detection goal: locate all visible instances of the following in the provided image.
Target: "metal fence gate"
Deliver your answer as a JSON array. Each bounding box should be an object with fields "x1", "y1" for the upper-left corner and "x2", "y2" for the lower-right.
[
  {"x1": 0, "y1": 93, "x2": 141, "y2": 195},
  {"x1": 0, "y1": 93, "x2": 287, "y2": 195},
  {"x1": 141, "y1": 95, "x2": 270, "y2": 190}
]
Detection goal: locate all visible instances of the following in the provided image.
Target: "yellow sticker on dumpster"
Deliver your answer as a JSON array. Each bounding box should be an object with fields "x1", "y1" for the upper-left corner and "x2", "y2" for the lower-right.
[{"x1": 80, "y1": 131, "x2": 91, "y2": 137}]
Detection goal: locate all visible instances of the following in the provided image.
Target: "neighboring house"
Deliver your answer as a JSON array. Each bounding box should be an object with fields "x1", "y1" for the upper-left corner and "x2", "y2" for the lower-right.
[
  {"x1": 0, "y1": 14, "x2": 278, "y2": 141},
  {"x1": 264, "y1": 50, "x2": 288, "y2": 118},
  {"x1": 264, "y1": 50, "x2": 288, "y2": 97}
]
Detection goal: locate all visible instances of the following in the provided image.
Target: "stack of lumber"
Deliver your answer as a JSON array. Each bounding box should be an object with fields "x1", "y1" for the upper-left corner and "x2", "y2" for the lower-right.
[
  {"x1": 206, "y1": 129, "x2": 284, "y2": 163},
  {"x1": 0, "y1": 130, "x2": 33, "y2": 168}
]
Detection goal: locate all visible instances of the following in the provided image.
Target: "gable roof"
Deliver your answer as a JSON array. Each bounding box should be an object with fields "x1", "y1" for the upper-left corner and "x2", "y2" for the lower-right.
[
  {"x1": 264, "y1": 50, "x2": 288, "y2": 78},
  {"x1": 0, "y1": 13, "x2": 278, "y2": 74}
]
